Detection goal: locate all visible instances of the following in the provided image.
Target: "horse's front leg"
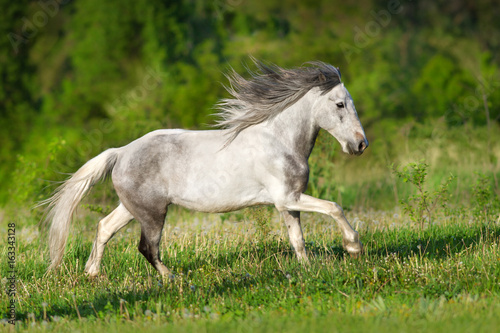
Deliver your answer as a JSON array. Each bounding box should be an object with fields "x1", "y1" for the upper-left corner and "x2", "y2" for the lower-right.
[
  {"x1": 281, "y1": 210, "x2": 309, "y2": 264},
  {"x1": 277, "y1": 194, "x2": 363, "y2": 257}
]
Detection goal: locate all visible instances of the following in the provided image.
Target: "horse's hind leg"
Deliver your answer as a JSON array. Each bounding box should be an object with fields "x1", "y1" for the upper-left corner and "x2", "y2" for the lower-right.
[
  {"x1": 85, "y1": 203, "x2": 134, "y2": 277},
  {"x1": 135, "y1": 207, "x2": 171, "y2": 277}
]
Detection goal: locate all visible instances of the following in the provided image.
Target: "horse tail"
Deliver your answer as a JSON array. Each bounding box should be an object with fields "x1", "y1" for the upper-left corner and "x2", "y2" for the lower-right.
[{"x1": 42, "y1": 148, "x2": 120, "y2": 271}]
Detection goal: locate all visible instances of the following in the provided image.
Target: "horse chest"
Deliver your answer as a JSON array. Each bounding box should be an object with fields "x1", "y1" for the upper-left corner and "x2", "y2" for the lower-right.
[{"x1": 281, "y1": 154, "x2": 309, "y2": 194}]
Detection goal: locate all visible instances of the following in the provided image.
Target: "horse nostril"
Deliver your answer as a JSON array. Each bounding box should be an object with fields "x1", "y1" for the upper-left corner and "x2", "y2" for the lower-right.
[{"x1": 358, "y1": 140, "x2": 367, "y2": 153}]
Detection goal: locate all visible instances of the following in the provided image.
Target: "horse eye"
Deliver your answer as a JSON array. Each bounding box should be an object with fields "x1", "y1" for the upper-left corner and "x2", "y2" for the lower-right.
[{"x1": 336, "y1": 102, "x2": 344, "y2": 108}]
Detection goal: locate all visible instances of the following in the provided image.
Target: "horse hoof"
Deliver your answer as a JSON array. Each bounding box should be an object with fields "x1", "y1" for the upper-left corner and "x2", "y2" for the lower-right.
[
  {"x1": 343, "y1": 238, "x2": 363, "y2": 258},
  {"x1": 349, "y1": 251, "x2": 361, "y2": 259}
]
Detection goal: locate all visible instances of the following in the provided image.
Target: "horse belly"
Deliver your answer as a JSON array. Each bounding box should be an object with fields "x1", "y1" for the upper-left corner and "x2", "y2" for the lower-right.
[{"x1": 170, "y1": 167, "x2": 272, "y2": 213}]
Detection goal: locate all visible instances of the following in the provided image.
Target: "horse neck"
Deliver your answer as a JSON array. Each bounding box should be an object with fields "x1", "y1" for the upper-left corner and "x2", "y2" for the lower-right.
[{"x1": 264, "y1": 92, "x2": 320, "y2": 160}]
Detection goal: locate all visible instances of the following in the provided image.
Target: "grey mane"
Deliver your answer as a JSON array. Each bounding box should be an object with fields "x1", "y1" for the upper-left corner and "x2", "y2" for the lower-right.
[{"x1": 214, "y1": 58, "x2": 342, "y2": 143}]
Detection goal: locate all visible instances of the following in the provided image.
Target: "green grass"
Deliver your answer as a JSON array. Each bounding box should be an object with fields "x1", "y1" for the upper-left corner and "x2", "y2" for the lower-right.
[{"x1": 2, "y1": 207, "x2": 500, "y2": 332}]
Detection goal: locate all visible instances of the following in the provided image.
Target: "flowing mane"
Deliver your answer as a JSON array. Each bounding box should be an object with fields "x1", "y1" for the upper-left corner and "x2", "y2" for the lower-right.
[{"x1": 215, "y1": 58, "x2": 342, "y2": 142}]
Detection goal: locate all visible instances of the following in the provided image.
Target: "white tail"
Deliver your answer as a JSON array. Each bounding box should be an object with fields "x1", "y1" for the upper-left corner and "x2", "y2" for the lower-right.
[{"x1": 43, "y1": 148, "x2": 120, "y2": 270}]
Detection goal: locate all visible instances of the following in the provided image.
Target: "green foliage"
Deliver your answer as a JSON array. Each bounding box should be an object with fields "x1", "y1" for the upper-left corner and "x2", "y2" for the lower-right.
[
  {"x1": 412, "y1": 54, "x2": 473, "y2": 120},
  {"x1": 391, "y1": 160, "x2": 455, "y2": 229},
  {"x1": 471, "y1": 173, "x2": 500, "y2": 223},
  {"x1": 8, "y1": 138, "x2": 66, "y2": 212},
  {"x1": 81, "y1": 204, "x2": 112, "y2": 217},
  {"x1": 307, "y1": 131, "x2": 338, "y2": 199}
]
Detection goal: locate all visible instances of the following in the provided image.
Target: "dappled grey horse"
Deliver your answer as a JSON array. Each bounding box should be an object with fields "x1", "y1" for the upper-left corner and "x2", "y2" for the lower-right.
[{"x1": 44, "y1": 59, "x2": 368, "y2": 277}]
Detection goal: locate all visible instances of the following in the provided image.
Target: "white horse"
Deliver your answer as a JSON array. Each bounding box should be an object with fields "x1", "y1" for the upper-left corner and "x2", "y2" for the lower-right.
[{"x1": 44, "y1": 59, "x2": 368, "y2": 277}]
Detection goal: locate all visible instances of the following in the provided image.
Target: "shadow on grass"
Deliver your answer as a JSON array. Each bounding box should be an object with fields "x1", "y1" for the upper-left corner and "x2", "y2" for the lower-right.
[
  {"x1": 287, "y1": 222, "x2": 500, "y2": 261},
  {"x1": 361, "y1": 222, "x2": 500, "y2": 259}
]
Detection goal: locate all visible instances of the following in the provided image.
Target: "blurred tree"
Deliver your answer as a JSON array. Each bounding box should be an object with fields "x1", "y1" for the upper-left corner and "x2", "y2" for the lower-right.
[
  {"x1": 0, "y1": 0, "x2": 36, "y2": 201},
  {"x1": 412, "y1": 54, "x2": 472, "y2": 120},
  {"x1": 1, "y1": 0, "x2": 499, "y2": 205}
]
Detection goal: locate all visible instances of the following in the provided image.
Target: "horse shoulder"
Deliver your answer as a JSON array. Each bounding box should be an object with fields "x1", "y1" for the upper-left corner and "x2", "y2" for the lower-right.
[{"x1": 283, "y1": 153, "x2": 309, "y2": 192}]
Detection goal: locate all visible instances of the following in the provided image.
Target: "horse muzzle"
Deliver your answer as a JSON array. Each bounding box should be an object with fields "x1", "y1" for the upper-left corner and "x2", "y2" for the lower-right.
[{"x1": 347, "y1": 135, "x2": 368, "y2": 156}]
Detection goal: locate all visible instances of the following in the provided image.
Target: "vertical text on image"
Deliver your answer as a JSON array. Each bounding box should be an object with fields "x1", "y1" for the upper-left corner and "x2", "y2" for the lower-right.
[{"x1": 7, "y1": 222, "x2": 16, "y2": 325}]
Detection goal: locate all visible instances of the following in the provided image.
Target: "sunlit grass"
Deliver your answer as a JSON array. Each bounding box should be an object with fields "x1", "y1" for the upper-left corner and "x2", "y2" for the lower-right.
[{"x1": 2, "y1": 206, "x2": 500, "y2": 332}]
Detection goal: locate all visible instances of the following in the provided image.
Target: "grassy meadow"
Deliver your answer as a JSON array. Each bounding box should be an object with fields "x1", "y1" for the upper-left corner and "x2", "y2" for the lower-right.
[
  {"x1": 1, "y1": 123, "x2": 500, "y2": 332},
  {"x1": 2, "y1": 0, "x2": 500, "y2": 331},
  {"x1": 1, "y1": 208, "x2": 500, "y2": 332}
]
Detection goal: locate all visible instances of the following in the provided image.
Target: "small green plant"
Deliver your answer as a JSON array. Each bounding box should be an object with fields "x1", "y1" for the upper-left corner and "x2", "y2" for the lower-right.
[
  {"x1": 471, "y1": 173, "x2": 500, "y2": 223},
  {"x1": 81, "y1": 204, "x2": 112, "y2": 216},
  {"x1": 249, "y1": 206, "x2": 273, "y2": 239},
  {"x1": 391, "y1": 160, "x2": 455, "y2": 229}
]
